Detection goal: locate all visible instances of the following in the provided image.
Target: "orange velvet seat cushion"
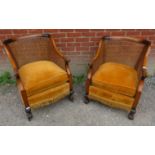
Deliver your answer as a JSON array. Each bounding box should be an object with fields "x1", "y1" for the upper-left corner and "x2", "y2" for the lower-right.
[
  {"x1": 28, "y1": 83, "x2": 70, "y2": 108},
  {"x1": 92, "y1": 62, "x2": 138, "y2": 97},
  {"x1": 89, "y1": 86, "x2": 134, "y2": 111},
  {"x1": 19, "y1": 60, "x2": 69, "y2": 96}
]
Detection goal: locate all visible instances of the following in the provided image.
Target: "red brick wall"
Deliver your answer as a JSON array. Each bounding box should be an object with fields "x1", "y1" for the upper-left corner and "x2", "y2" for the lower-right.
[
  {"x1": 0, "y1": 29, "x2": 155, "y2": 52},
  {"x1": 0, "y1": 29, "x2": 155, "y2": 74}
]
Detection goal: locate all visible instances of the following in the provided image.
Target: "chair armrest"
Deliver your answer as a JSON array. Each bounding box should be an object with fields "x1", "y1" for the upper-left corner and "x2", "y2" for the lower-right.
[
  {"x1": 54, "y1": 47, "x2": 69, "y2": 64},
  {"x1": 142, "y1": 66, "x2": 148, "y2": 79},
  {"x1": 138, "y1": 80, "x2": 144, "y2": 92},
  {"x1": 85, "y1": 64, "x2": 93, "y2": 94},
  {"x1": 65, "y1": 60, "x2": 71, "y2": 74},
  {"x1": 65, "y1": 59, "x2": 73, "y2": 91},
  {"x1": 141, "y1": 50, "x2": 149, "y2": 79},
  {"x1": 17, "y1": 79, "x2": 25, "y2": 91},
  {"x1": 50, "y1": 38, "x2": 69, "y2": 70},
  {"x1": 50, "y1": 38, "x2": 73, "y2": 90},
  {"x1": 17, "y1": 79, "x2": 30, "y2": 107},
  {"x1": 89, "y1": 40, "x2": 104, "y2": 76},
  {"x1": 136, "y1": 44, "x2": 151, "y2": 80},
  {"x1": 2, "y1": 47, "x2": 19, "y2": 78},
  {"x1": 85, "y1": 40, "x2": 104, "y2": 94},
  {"x1": 14, "y1": 71, "x2": 19, "y2": 79}
]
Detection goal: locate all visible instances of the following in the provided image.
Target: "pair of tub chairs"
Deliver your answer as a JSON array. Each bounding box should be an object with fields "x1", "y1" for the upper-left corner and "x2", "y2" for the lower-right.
[{"x1": 2, "y1": 34, "x2": 151, "y2": 121}]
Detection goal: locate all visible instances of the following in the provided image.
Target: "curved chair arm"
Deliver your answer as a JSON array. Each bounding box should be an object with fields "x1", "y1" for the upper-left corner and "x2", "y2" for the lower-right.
[
  {"x1": 136, "y1": 43, "x2": 151, "y2": 80},
  {"x1": 50, "y1": 37, "x2": 70, "y2": 70},
  {"x1": 2, "y1": 47, "x2": 19, "y2": 78},
  {"x1": 2, "y1": 40, "x2": 29, "y2": 106},
  {"x1": 50, "y1": 37, "x2": 73, "y2": 90},
  {"x1": 142, "y1": 66, "x2": 148, "y2": 79},
  {"x1": 17, "y1": 79, "x2": 30, "y2": 108},
  {"x1": 131, "y1": 80, "x2": 144, "y2": 109},
  {"x1": 50, "y1": 38, "x2": 69, "y2": 65},
  {"x1": 141, "y1": 45, "x2": 151, "y2": 79},
  {"x1": 65, "y1": 61, "x2": 73, "y2": 91},
  {"x1": 90, "y1": 40, "x2": 104, "y2": 75},
  {"x1": 85, "y1": 40, "x2": 104, "y2": 94},
  {"x1": 85, "y1": 65, "x2": 93, "y2": 95}
]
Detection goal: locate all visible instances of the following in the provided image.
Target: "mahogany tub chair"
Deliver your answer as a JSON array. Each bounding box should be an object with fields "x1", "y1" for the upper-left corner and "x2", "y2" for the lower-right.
[
  {"x1": 2, "y1": 34, "x2": 74, "y2": 120},
  {"x1": 84, "y1": 36, "x2": 151, "y2": 120}
]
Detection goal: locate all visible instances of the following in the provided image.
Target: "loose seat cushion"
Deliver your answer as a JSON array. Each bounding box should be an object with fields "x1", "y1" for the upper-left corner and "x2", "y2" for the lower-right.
[
  {"x1": 92, "y1": 62, "x2": 138, "y2": 97},
  {"x1": 19, "y1": 60, "x2": 68, "y2": 96},
  {"x1": 28, "y1": 83, "x2": 70, "y2": 108},
  {"x1": 89, "y1": 86, "x2": 134, "y2": 111}
]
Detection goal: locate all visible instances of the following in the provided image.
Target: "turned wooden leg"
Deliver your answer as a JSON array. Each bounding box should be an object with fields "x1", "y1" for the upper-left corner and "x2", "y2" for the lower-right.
[
  {"x1": 84, "y1": 94, "x2": 90, "y2": 104},
  {"x1": 68, "y1": 90, "x2": 74, "y2": 102},
  {"x1": 128, "y1": 108, "x2": 136, "y2": 120},
  {"x1": 25, "y1": 107, "x2": 33, "y2": 121},
  {"x1": 128, "y1": 80, "x2": 144, "y2": 120}
]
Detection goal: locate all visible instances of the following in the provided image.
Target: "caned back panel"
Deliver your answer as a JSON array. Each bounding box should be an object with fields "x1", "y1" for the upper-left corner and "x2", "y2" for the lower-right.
[
  {"x1": 8, "y1": 37, "x2": 53, "y2": 68},
  {"x1": 103, "y1": 39, "x2": 146, "y2": 68}
]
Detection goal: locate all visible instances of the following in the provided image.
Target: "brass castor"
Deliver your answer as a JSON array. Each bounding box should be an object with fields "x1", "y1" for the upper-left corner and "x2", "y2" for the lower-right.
[
  {"x1": 128, "y1": 108, "x2": 136, "y2": 120},
  {"x1": 25, "y1": 107, "x2": 33, "y2": 121},
  {"x1": 84, "y1": 95, "x2": 89, "y2": 104},
  {"x1": 69, "y1": 90, "x2": 74, "y2": 102}
]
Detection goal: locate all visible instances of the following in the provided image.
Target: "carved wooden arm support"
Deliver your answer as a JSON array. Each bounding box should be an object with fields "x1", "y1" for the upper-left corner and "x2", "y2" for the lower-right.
[
  {"x1": 2, "y1": 47, "x2": 19, "y2": 79},
  {"x1": 85, "y1": 65, "x2": 93, "y2": 94},
  {"x1": 85, "y1": 40, "x2": 104, "y2": 94},
  {"x1": 65, "y1": 60, "x2": 73, "y2": 90},
  {"x1": 17, "y1": 79, "x2": 30, "y2": 107},
  {"x1": 142, "y1": 66, "x2": 148, "y2": 79}
]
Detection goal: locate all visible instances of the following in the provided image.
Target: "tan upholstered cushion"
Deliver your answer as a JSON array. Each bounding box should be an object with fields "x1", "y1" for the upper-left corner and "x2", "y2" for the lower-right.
[
  {"x1": 89, "y1": 86, "x2": 134, "y2": 111},
  {"x1": 19, "y1": 60, "x2": 68, "y2": 96},
  {"x1": 92, "y1": 62, "x2": 138, "y2": 97},
  {"x1": 28, "y1": 83, "x2": 70, "y2": 108}
]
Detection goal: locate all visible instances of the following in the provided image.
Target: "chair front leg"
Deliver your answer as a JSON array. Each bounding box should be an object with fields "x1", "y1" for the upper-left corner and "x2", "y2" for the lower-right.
[
  {"x1": 84, "y1": 67, "x2": 92, "y2": 104},
  {"x1": 21, "y1": 89, "x2": 33, "y2": 121},
  {"x1": 17, "y1": 80, "x2": 33, "y2": 121},
  {"x1": 84, "y1": 79, "x2": 90, "y2": 104},
  {"x1": 128, "y1": 80, "x2": 144, "y2": 120},
  {"x1": 65, "y1": 61, "x2": 74, "y2": 102}
]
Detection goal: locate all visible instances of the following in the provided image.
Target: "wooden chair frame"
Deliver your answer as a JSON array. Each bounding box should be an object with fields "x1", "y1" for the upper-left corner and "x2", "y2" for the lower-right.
[
  {"x1": 2, "y1": 34, "x2": 74, "y2": 120},
  {"x1": 84, "y1": 36, "x2": 151, "y2": 120}
]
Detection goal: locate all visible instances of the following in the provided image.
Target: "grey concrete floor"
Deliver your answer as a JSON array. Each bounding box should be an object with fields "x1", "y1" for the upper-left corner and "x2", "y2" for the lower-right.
[{"x1": 0, "y1": 78, "x2": 155, "y2": 126}]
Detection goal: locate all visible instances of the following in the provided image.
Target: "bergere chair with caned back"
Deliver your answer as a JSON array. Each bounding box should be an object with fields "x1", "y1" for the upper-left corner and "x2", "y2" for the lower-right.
[
  {"x1": 2, "y1": 34, "x2": 74, "y2": 120},
  {"x1": 84, "y1": 36, "x2": 151, "y2": 120}
]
